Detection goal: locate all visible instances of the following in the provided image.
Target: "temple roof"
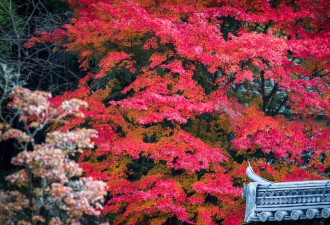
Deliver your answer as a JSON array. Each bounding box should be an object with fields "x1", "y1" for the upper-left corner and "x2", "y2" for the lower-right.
[{"x1": 243, "y1": 165, "x2": 330, "y2": 223}]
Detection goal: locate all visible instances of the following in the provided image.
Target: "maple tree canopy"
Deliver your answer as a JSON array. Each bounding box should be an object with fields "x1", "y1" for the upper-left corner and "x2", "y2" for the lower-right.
[{"x1": 26, "y1": 0, "x2": 330, "y2": 224}]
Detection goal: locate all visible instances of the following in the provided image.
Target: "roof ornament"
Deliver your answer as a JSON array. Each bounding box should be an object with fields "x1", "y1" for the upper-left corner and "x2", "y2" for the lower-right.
[{"x1": 246, "y1": 162, "x2": 273, "y2": 184}]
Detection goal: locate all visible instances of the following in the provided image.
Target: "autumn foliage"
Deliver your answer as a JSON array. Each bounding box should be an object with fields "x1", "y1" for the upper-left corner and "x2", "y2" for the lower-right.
[{"x1": 21, "y1": 0, "x2": 330, "y2": 224}]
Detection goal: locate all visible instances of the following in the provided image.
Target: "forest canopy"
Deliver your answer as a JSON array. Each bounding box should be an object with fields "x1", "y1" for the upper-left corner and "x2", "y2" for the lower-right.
[{"x1": 0, "y1": 0, "x2": 329, "y2": 224}]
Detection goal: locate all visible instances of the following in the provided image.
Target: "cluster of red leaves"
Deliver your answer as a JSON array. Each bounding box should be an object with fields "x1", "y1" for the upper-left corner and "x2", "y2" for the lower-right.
[{"x1": 28, "y1": 0, "x2": 330, "y2": 224}]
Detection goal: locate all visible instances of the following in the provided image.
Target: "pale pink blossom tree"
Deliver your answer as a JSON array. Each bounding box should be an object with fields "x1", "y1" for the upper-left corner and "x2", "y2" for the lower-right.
[{"x1": 0, "y1": 87, "x2": 108, "y2": 225}]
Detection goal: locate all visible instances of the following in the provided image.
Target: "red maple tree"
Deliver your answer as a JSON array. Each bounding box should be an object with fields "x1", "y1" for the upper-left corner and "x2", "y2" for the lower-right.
[{"x1": 26, "y1": 0, "x2": 329, "y2": 224}]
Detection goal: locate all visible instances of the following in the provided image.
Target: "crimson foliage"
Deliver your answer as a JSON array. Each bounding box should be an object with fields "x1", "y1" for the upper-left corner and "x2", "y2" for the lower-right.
[{"x1": 27, "y1": 0, "x2": 329, "y2": 224}]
